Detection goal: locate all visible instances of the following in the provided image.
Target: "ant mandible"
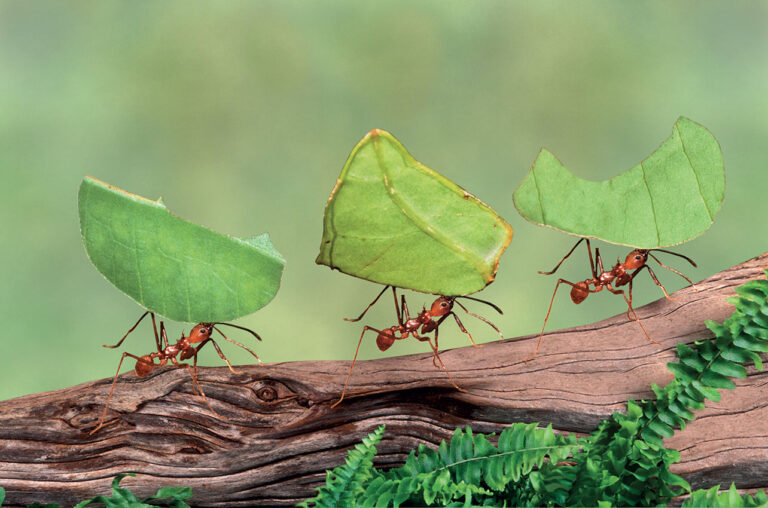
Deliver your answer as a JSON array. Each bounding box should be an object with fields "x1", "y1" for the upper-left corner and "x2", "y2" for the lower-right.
[
  {"x1": 333, "y1": 285, "x2": 503, "y2": 407},
  {"x1": 90, "y1": 311, "x2": 262, "y2": 434},
  {"x1": 526, "y1": 238, "x2": 697, "y2": 361}
]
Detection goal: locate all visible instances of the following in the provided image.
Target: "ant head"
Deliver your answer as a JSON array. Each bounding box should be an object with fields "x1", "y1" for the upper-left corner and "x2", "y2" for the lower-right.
[
  {"x1": 430, "y1": 296, "x2": 454, "y2": 317},
  {"x1": 624, "y1": 249, "x2": 649, "y2": 269},
  {"x1": 189, "y1": 323, "x2": 213, "y2": 343}
]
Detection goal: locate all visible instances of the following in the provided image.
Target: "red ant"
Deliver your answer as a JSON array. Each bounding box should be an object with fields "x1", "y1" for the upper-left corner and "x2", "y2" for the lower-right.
[
  {"x1": 526, "y1": 238, "x2": 697, "y2": 361},
  {"x1": 333, "y1": 285, "x2": 503, "y2": 407},
  {"x1": 90, "y1": 311, "x2": 262, "y2": 434}
]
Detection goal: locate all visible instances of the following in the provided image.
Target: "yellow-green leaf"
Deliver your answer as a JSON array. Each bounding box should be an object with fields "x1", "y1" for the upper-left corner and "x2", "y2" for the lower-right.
[{"x1": 316, "y1": 129, "x2": 513, "y2": 296}]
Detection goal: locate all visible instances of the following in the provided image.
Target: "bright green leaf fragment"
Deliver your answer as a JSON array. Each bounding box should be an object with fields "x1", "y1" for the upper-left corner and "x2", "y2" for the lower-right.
[
  {"x1": 513, "y1": 117, "x2": 724, "y2": 248},
  {"x1": 79, "y1": 176, "x2": 285, "y2": 323},
  {"x1": 316, "y1": 129, "x2": 514, "y2": 296}
]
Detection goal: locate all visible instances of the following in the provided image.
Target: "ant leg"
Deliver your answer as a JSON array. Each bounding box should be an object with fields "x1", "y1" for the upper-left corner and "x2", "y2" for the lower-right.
[
  {"x1": 594, "y1": 244, "x2": 605, "y2": 277},
  {"x1": 606, "y1": 285, "x2": 661, "y2": 346},
  {"x1": 539, "y1": 238, "x2": 585, "y2": 275},
  {"x1": 432, "y1": 327, "x2": 440, "y2": 368},
  {"x1": 625, "y1": 277, "x2": 634, "y2": 320},
  {"x1": 212, "y1": 326, "x2": 262, "y2": 365},
  {"x1": 344, "y1": 285, "x2": 391, "y2": 322},
  {"x1": 393, "y1": 288, "x2": 404, "y2": 325},
  {"x1": 207, "y1": 338, "x2": 244, "y2": 374},
  {"x1": 645, "y1": 265, "x2": 677, "y2": 301},
  {"x1": 453, "y1": 300, "x2": 502, "y2": 341},
  {"x1": 410, "y1": 324, "x2": 445, "y2": 369},
  {"x1": 526, "y1": 279, "x2": 592, "y2": 362},
  {"x1": 90, "y1": 352, "x2": 149, "y2": 435},
  {"x1": 103, "y1": 311, "x2": 152, "y2": 349},
  {"x1": 159, "y1": 321, "x2": 170, "y2": 351},
  {"x1": 628, "y1": 264, "x2": 675, "y2": 301},
  {"x1": 445, "y1": 311, "x2": 483, "y2": 348},
  {"x1": 332, "y1": 326, "x2": 381, "y2": 408},
  {"x1": 414, "y1": 330, "x2": 465, "y2": 392},
  {"x1": 401, "y1": 294, "x2": 412, "y2": 322},
  {"x1": 647, "y1": 252, "x2": 698, "y2": 292},
  {"x1": 180, "y1": 355, "x2": 221, "y2": 417}
]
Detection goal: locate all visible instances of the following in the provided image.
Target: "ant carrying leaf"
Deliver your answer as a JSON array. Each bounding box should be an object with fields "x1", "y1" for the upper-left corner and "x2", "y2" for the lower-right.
[
  {"x1": 316, "y1": 129, "x2": 513, "y2": 405},
  {"x1": 333, "y1": 285, "x2": 503, "y2": 407},
  {"x1": 527, "y1": 238, "x2": 697, "y2": 360},
  {"x1": 79, "y1": 177, "x2": 285, "y2": 433},
  {"x1": 90, "y1": 311, "x2": 263, "y2": 434}
]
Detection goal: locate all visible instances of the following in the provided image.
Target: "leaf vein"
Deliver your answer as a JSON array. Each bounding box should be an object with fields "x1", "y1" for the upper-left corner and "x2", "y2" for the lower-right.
[
  {"x1": 374, "y1": 138, "x2": 486, "y2": 281},
  {"x1": 639, "y1": 161, "x2": 661, "y2": 246},
  {"x1": 676, "y1": 124, "x2": 714, "y2": 221}
]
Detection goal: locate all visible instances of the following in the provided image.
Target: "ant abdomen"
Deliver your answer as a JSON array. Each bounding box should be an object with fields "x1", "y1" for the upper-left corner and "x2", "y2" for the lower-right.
[
  {"x1": 134, "y1": 356, "x2": 154, "y2": 377},
  {"x1": 376, "y1": 329, "x2": 397, "y2": 351},
  {"x1": 570, "y1": 282, "x2": 590, "y2": 304}
]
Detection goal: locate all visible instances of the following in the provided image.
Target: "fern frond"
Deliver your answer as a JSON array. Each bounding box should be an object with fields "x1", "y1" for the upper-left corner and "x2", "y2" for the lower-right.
[
  {"x1": 682, "y1": 483, "x2": 768, "y2": 507},
  {"x1": 371, "y1": 424, "x2": 582, "y2": 507},
  {"x1": 640, "y1": 273, "x2": 768, "y2": 448},
  {"x1": 298, "y1": 271, "x2": 768, "y2": 507},
  {"x1": 300, "y1": 425, "x2": 385, "y2": 508}
]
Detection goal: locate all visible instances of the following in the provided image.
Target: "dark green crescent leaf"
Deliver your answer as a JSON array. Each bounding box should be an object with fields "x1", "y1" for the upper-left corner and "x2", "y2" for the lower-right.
[
  {"x1": 79, "y1": 176, "x2": 285, "y2": 322},
  {"x1": 316, "y1": 129, "x2": 513, "y2": 296},
  {"x1": 513, "y1": 117, "x2": 724, "y2": 248}
]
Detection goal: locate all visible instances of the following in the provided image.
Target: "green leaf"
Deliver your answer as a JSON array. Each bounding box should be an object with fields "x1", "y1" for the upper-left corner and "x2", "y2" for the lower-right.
[
  {"x1": 145, "y1": 486, "x2": 193, "y2": 503},
  {"x1": 513, "y1": 117, "x2": 724, "y2": 248},
  {"x1": 701, "y1": 370, "x2": 735, "y2": 390},
  {"x1": 72, "y1": 473, "x2": 192, "y2": 508},
  {"x1": 304, "y1": 425, "x2": 386, "y2": 507},
  {"x1": 709, "y1": 358, "x2": 747, "y2": 379},
  {"x1": 647, "y1": 419, "x2": 675, "y2": 438},
  {"x1": 79, "y1": 177, "x2": 285, "y2": 322},
  {"x1": 667, "y1": 362, "x2": 699, "y2": 381},
  {"x1": 316, "y1": 129, "x2": 514, "y2": 296},
  {"x1": 683, "y1": 483, "x2": 768, "y2": 507}
]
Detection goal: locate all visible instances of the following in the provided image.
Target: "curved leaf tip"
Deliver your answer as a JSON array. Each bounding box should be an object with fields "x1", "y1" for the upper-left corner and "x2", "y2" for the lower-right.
[
  {"x1": 79, "y1": 176, "x2": 285, "y2": 322},
  {"x1": 317, "y1": 130, "x2": 513, "y2": 296},
  {"x1": 513, "y1": 117, "x2": 724, "y2": 248}
]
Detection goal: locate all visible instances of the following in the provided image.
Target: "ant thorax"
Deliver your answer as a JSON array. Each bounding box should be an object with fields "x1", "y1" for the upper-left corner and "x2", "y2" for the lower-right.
[{"x1": 599, "y1": 270, "x2": 617, "y2": 285}]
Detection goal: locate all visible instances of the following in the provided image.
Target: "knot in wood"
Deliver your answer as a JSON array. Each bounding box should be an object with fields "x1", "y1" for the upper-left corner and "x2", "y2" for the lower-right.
[{"x1": 256, "y1": 386, "x2": 278, "y2": 402}]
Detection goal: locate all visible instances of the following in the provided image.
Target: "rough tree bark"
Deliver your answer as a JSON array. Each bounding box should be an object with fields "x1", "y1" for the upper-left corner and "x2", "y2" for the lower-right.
[{"x1": 1, "y1": 253, "x2": 766, "y2": 507}]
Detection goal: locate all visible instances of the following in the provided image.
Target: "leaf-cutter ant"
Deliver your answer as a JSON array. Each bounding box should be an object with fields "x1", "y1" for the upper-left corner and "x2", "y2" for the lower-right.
[
  {"x1": 90, "y1": 311, "x2": 262, "y2": 434},
  {"x1": 333, "y1": 286, "x2": 503, "y2": 407},
  {"x1": 527, "y1": 238, "x2": 696, "y2": 361}
]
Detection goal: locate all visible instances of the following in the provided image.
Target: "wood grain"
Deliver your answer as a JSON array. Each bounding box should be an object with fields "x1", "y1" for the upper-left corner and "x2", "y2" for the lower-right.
[{"x1": 0, "y1": 253, "x2": 766, "y2": 506}]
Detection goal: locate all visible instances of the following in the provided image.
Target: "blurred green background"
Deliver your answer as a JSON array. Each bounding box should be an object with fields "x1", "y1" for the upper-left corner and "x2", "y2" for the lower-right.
[{"x1": 1, "y1": 1, "x2": 767, "y2": 401}]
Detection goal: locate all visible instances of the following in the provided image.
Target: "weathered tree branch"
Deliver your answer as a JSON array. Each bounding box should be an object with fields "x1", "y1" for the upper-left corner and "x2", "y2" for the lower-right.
[{"x1": 1, "y1": 253, "x2": 766, "y2": 507}]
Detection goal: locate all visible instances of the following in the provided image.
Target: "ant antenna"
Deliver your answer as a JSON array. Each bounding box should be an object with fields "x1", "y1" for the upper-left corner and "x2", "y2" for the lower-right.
[
  {"x1": 647, "y1": 252, "x2": 697, "y2": 287},
  {"x1": 211, "y1": 322, "x2": 263, "y2": 341},
  {"x1": 648, "y1": 248, "x2": 697, "y2": 267},
  {"x1": 455, "y1": 295, "x2": 503, "y2": 315}
]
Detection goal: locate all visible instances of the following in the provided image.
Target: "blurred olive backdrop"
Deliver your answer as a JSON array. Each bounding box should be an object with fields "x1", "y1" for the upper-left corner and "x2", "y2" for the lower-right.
[{"x1": 1, "y1": 1, "x2": 767, "y2": 401}]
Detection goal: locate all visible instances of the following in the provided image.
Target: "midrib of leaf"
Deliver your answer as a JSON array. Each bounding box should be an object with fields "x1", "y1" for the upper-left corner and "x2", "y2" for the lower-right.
[
  {"x1": 432, "y1": 443, "x2": 580, "y2": 474},
  {"x1": 639, "y1": 160, "x2": 662, "y2": 246},
  {"x1": 676, "y1": 124, "x2": 715, "y2": 221},
  {"x1": 373, "y1": 136, "x2": 491, "y2": 283},
  {"x1": 131, "y1": 216, "x2": 145, "y2": 307}
]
